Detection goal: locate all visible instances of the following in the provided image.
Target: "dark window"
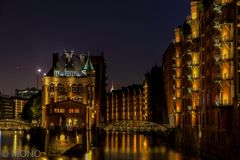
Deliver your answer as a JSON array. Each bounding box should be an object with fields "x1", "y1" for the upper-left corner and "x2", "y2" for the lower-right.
[
  {"x1": 49, "y1": 84, "x2": 54, "y2": 92},
  {"x1": 78, "y1": 84, "x2": 83, "y2": 93},
  {"x1": 72, "y1": 84, "x2": 77, "y2": 92},
  {"x1": 58, "y1": 84, "x2": 63, "y2": 92}
]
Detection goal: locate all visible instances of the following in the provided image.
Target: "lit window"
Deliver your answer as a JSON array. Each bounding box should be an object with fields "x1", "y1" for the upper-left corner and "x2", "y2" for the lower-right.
[
  {"x1": 54, "y1": 108, "x2": 59, "y2": 113},
  {"x1": 59, "y1": 109, "x2": 65, "y2": 113},
  {"x1": 75, "y1": 109, "x2": 80, "y2": 113},
  {"x1": 69, "y1": 108, "x2": 74, "y2": 113}
]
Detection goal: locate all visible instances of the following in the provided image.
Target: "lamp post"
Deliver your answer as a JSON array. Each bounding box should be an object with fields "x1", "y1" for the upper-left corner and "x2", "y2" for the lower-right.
[{"x1": 36, "y1": 68, "x2": 42, "y2": 89}]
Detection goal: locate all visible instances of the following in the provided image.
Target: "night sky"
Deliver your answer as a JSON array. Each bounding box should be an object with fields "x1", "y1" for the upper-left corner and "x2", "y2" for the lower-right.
[{"x1": 0, "y1": 0, "x2": 189, "y2": 95}]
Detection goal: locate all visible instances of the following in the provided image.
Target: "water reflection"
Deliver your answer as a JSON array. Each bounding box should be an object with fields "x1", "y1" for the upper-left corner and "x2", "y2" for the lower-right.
[
  {"x1": 0, "y1": 130, "x2": 200, "y2": 160},
  {"x1": 81, "y1": 132, "x2": 200, "y2": 160},
  {"x1": 0, "y1": 130, "x2": 38, "y2": 159}
]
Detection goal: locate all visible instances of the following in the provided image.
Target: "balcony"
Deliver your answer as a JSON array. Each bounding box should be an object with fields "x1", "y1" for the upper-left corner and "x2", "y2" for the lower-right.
[
  {"x1": 192, "y1": 61, "x2": 199, "y2": 66},
  {"x1": 187, "y1": 105, "x2": 192, "y2": 111},
  {"x1": 213, "y1": 1, "x2": 222, "y2": 14},
  {"x1": 222, "y1": 74, "x2": 233, "y2": 80},
  {"x1": 192, "y1": 87, "x2": 199, "y2": 92},
  {"x1": 214, "y1": 53, "x2": 221, "y2": 62},
  {"x1": 172, "y1": 85, "x2": 176, "y2": 90},
  {"x1": 187, "y1": 50, "x2": 192, "y2": 55},
  {"x1": 192, "y1": 74, "x2": 199, "y2": 79},
  {"x1": 221, "y1": 54, "x2": 233, "y2": 61},
  {"x1": 214, "y1": 37, "x2": 222, "y2": 49},
  {"x1": 213, "y1": 21, "x2": 222, "y2": 31},
  {"x1": 187, "y1": 34, "x2": 192, "y2": 41},
  {"x1": 214, "y1": 73, "x2": 222, "y2": 82},
  {"x1": 192, "y1": 105, "x2": 199, "y2": 112},
  {"x1": 214, "y1": 100, "x2": 233, "y2": 109},
  {"x1": 187, "y1": 60, "x2": 192, "y2": 66},
  {"x1": 187, "y1": 75, "x2": 192, "y2": 81}
]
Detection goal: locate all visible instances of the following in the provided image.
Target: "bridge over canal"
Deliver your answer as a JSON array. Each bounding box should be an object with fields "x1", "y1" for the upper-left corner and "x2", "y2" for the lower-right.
[
  {"x1": 0, "y1": 119, "x2": 31, "y2": 130},
  {"x1": 104, "y1": 120, "x2": 172, "y2": 135}
]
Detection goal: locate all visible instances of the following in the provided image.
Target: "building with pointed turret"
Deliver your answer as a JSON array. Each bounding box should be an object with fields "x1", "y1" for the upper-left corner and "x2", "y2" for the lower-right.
[{"x1": 42, "y1": 50, "x2": 98, "y2": 129}]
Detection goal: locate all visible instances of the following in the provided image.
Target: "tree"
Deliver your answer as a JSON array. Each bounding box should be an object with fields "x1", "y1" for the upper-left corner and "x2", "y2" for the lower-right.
[{"x1": 21, "y1": 91, "x2": 42, "y2": 123}]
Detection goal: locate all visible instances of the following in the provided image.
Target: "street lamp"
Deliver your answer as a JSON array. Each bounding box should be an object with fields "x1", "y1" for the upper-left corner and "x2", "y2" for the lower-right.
[{"x1": 36, "y1": 68, "x2": 42, "y2": 89}]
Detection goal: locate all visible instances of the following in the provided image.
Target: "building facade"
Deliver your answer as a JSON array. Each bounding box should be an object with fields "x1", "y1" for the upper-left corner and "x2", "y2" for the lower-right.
[
  {"x1": 90, "y1": 54, "x2": 107, "y2": 125},
  {"x1": 106, "y1": 85, "x2": 144, "y2": 122},
  {"x1": 164, "y1": 0, "x2": 240, "y2": 158},
  {"x1": 13, "y1": 88, "x2": 40, "y2": 119},
  {"x1": 42, "y1": 50, "x2": 96, "y2": 129},
  {"x1": 163, "y1": 43, "x2": 175, "y2": 127},
  {"x1": 0, "y1": 95, "x2": 15, "y2": 119},
  {"x1": 15, "y1": 88, "x2": 40, "y2": 99},
  {"x1": 106, "y1": 67, "x2": 167, "y2": 124},
  {"x1": 11, "y1": 97, "x2": 28, "y2": 119}
]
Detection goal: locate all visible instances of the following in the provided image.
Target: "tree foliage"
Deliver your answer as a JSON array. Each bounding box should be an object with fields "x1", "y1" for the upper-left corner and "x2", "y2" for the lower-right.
[{"x1": 21, "y1": 91, "x2": 42, "y2": 123}]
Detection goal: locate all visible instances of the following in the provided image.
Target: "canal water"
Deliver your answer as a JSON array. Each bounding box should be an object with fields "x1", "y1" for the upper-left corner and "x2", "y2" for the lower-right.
[{"x1": 0, "y1": 131, "x2": 201, "y2": 160}]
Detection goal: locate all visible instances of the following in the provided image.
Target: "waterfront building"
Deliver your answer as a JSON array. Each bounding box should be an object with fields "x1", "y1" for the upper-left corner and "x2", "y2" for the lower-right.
[
  {"x1": 90, "y1": 54, "x2": 107, "y2": 125},
  {"x1": 42, "y1": 50, "x2": 97, "y2": 129},
  {"x1": 0, "y1": 95, "x2": 15, "y2": 119},
  {"x1": 13, "y1": 88, "x2": 40, "y2": 119},
  {"x1": 15, "y1": 88, "x2": 40, "y2": 99},
  {"x1": 106, "y1": 66, "x2": 167, "y2": 124},
  {"x1": 106, "y1": 85, "x2": 143, "y2": 122},
  {"x1": 162, "y1": 43, "x2": 175, "y2": 127},
  {"x1": 164, "y1": 0, "x2": 240, "y2": 158},
  {"x1": 11, "y1": 97, "x2": 28, "y2": 119}
]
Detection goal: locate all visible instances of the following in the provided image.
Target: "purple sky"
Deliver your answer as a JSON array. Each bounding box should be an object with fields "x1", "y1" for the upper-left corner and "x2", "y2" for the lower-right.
[{"x1": 0, "y1": 0, "x2": 189, "y2": 95}]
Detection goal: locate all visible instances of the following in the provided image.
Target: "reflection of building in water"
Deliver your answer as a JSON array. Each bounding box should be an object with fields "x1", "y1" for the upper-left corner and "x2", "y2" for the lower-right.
[{"x1": 42, "y1": 50, "x2": 96, "y2": 129}]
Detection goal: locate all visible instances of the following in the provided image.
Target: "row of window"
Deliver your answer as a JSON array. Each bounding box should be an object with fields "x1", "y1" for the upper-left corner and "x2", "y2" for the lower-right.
[
  {"x1": 54, "y1": 108, "x2": 80, "y2": 113},
  {"x1": 56, "y1": 96, "x2": 82, "y2": 102},
  {"x1": 49, "y1": 84, "x2": 94, "y2": 93}
]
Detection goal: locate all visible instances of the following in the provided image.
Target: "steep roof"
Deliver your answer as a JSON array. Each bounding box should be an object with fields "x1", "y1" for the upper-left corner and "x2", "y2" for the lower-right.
[{"x1": 82, "y1": 53, "x2": 95, "y2": 72}]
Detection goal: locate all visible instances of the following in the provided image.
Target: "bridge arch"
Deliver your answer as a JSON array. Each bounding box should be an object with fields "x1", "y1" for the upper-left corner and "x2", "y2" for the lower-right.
[
  {"x1": 104, "y1": 120, "x2": 169, "y2": 134},
  {"x1": 0, "y1": 119, "x2": 31, "y2": 130}
]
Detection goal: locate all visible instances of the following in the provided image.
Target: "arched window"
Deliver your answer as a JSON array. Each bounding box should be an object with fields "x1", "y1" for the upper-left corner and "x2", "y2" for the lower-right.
[
  {"x1": 72, "y1": 84, "x2": 77, "y2": 92},
  {"x1": 78, "y1": 84, "x2": 83, "y2": 93},
  {"x1": 49, "y1": 84, "x2": 54, "y2": 92}
]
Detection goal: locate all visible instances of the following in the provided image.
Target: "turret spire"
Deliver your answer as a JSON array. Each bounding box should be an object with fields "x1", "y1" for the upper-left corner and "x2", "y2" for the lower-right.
[{"x1": 82, "y1": 52, "x2": 95, "y2": 75}]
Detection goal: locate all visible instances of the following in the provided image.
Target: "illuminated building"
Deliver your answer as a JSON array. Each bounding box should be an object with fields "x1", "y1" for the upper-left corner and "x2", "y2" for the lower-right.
[
  {"x1": 106, "y1": 85, "x2": 143, "y2": 122},
  {"x1": 15, "y1": 88, "x2": 40, "y2": 99},
  {"x1": 106, "y1": 67, "x2": 167, "y2": 123},
  {"x1": 13, "y1": 88, "x2": 40, "y2": 119},
  {"x1": 165, "y1": 0, "x2": 240, "y2": 158},
  {"x1": 11, "y1": 97, "x2": 28, "y2": 119},
  {"x1": 90, "y1": 54, "x2": 107, "y2": 125},
  {"x1": 162, "y1": 43, "x2": 175, "y2": 127},
  {"x1": 41, "y1": 50, "x2": 96, "y2": 129},
  {"x1": 0, "y1": 95, "x2": 15, "y2": 119}
]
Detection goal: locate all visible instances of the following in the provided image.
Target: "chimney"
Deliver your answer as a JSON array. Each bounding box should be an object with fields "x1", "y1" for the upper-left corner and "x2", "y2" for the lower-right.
[{"x1": 53, "y1": 53, "x2": 59, "y2": 67}]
